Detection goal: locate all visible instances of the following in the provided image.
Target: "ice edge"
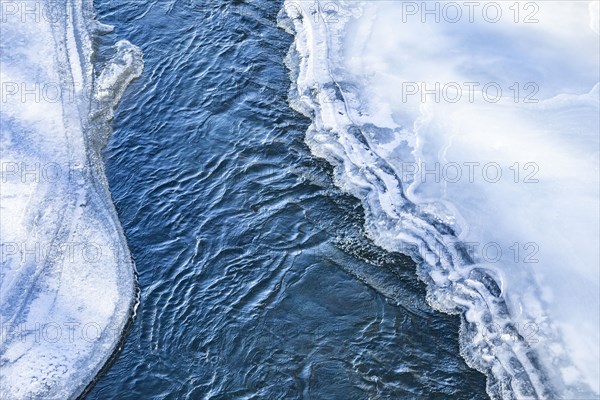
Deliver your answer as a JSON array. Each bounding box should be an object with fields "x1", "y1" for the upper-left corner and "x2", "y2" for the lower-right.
[
  {"x1": 277, "y1": 2, "x2": 598, "y2": 399},
  {"x1": 0, "y1": 0, "x2": 143, "y2": 397}
]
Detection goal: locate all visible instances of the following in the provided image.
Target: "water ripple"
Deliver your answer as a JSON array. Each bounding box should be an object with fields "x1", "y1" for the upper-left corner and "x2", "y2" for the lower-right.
[{"x1": 87, "y1": 0, "x2": 488, "y2": 398}]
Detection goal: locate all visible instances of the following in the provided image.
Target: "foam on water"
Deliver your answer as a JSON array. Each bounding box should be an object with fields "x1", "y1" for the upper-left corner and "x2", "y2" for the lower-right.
[
  {"x1": 279, "y1": 1, "x2": 599, "y2": 398},
  {"x1": 0, "y1": 0, "x2": 142, "y2": 398}
]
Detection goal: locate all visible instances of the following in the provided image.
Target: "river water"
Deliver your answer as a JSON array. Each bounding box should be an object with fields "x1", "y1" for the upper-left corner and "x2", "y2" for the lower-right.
[{"x1": 87, "y1": 1, "x2": 488, "y2": 398}]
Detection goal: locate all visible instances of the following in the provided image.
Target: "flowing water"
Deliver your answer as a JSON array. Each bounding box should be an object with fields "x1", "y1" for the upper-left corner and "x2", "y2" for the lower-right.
[{"x1": 86, "y1": 0, "x2": 489, "y2": 398}]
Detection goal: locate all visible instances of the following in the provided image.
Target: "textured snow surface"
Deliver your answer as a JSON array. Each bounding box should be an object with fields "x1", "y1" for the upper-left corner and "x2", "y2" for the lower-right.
[
  {"x1": 0, "y1": 0, "x2": 142, "y2": 398},
  {"x1": 280, "y1": 1, "x2": 599, "y2": 398}
]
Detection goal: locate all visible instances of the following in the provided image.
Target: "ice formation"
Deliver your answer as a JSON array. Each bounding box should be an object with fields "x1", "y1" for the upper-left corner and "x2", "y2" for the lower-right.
[
  {"x1": 0, "y1": 0, "x2": 142, "y2": 398},
  {"x1": 279, "y1": 1, "x2": 600, "y2": 398}
]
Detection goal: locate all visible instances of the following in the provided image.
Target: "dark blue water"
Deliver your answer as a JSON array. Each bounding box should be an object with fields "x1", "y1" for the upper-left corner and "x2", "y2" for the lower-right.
[{"x1": 87, "y1": 1, "x2": 488, "y2": 398}]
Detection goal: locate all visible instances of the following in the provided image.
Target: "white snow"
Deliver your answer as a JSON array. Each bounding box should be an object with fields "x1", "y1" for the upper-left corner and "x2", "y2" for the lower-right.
[
  {"x1": 0, "y1": 0, "x2": 142, "y2": 398},
  {"x1": 281, "y1": 1, "x2": 600, "y2": 398}
]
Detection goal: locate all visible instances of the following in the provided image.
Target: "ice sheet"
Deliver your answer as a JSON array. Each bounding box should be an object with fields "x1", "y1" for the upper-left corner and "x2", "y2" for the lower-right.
[
  {"x1": 0, "y1": 0, "x2": 142, "y2": 398},
  {"x1": 280, "y1": 1, "x2": 600, "y2": 398}
]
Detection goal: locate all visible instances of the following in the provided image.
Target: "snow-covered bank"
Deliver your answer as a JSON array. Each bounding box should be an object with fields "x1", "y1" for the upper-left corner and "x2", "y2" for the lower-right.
[
  {"x1": 0, "y1": 0, "x2": 142, "y2": 397},
  {"x1": 279, "y1": 1, "x2": 599, "y2": 398}
]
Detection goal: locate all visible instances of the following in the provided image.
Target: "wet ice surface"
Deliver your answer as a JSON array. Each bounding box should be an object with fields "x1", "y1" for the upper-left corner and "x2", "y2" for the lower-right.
[
  {"x1": 282, "y1": 1, "x2": 599, "y2": 398},
  {"x1": 0, "y1": 0, "x2": 141, "y2": 398}
]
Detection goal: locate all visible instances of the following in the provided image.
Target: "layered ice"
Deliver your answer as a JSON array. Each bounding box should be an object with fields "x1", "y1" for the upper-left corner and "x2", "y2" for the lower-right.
[
  {"x1": 0, "y1": 0, "x2": 142, "y2": 398},
  {"x1": 280, "y1": 1, "x2": 599, "y2": 399}
]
